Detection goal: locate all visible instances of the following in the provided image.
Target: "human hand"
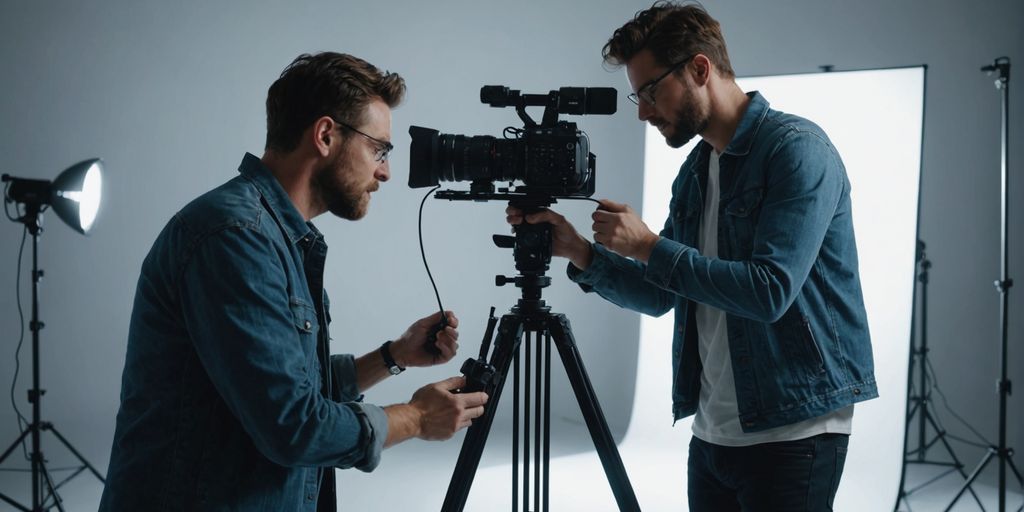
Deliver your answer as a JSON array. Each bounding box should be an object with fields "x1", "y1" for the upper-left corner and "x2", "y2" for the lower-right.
[
  {"x1": 409, "y1": 376, "x2": 489, "y2": 440},
  {"x1": 591, "y1": 199, "x2": 660, "y2": 262},
  {"x1": 391, "y1": 311, "x2": 459, "y2": 368},
  {"x1": 505, "y1": 206, "x2": 594, "y2": 270}
]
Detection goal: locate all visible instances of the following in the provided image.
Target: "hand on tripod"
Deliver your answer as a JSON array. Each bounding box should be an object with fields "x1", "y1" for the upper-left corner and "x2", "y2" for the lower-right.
[
  {"x1": 409, "y1": 376, "x2": 489, "y2": 440},
  {"x1": 391, "y1": 311, "x2": 460, "y2": 367},
  {"x1": 506, "y1": 205, "x2": 594, "y2": 270}
]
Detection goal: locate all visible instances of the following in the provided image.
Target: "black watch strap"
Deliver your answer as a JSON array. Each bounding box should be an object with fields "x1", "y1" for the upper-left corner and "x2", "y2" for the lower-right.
[{"x1": 380, "y1": 340, "x2": 404, "y2": 375}]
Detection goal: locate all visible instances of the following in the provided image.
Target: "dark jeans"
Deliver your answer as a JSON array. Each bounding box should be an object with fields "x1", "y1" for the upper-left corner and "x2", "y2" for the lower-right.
[{"x1": 688, "y1": 433, "x2": 849, "y2": 512}]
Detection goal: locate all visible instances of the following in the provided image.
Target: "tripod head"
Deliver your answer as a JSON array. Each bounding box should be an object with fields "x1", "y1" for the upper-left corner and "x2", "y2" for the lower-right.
[{"x1": 492, "y1": 197, "x2": 558, "y2": 315}]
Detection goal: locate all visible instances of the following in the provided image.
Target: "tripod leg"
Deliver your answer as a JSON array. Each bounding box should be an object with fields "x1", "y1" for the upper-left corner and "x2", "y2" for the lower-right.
[
  {"x1": 523, "y1": 331, "x2": 531, "y2": 510},
  {"x1": 533, "y1": 331, "x2": 544, "y2": 512},
  {"x1": 45, "y1": 424, "x2": 106, "y2": 483},
  {"x1": 544, "y1": 333, "x2": 551, "y2": 512},
  {"x1": 546, "y1": 314, "x2": 640, "y2": 512},
  {"x1": 512, "y1": 348, "x2": 519, "y2": 512},
  {"x1": 442, "y1": 315, "x2": 525, "y2": 512}
]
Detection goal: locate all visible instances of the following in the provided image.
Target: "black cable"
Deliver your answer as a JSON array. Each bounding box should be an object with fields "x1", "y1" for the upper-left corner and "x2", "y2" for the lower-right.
[
  {"x1": 925, "y1": 357, "x2": 992, "y2": 448},
  {"x1": 4, "y1": 182, "x2": 22, "y2": 222},
  {"x1": 10, "y1": 225, "x2": 30, "y2": 461},
  {"x1": 559, "y1": 197, "x2": 602, "y2": 205},
  {"x1": 418, "y1": 186, "x2": 445, "y2": 317},
  {"x1": 416, "y1": 183, "x2": 598, "y2": 318}
]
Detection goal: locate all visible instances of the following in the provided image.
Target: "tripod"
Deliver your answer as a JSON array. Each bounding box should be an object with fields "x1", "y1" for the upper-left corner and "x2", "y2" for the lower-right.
[
  {"x1": 945, "y1": 56, "x2": 1023, "y2": 512},
  {"x1": 898, "y1": 240, "x2": 982, "y2": 508},
  {"x1": 0, "y1": 206, "x2": 106, "y2": 512},
  {"x1": 441, "y1": 209, "x2": 640, "y2": 512}
]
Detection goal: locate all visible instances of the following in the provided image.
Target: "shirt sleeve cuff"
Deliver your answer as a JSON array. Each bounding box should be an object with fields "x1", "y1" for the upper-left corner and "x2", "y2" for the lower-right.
[
  {"x1": 330, "y1": 354, "x2": 364, "y2": 403},
  {"x1": 566, "y1": 242, "x2": 616, "y2": 292},
  {"x1": 644, "y1": 236, "x2": 689, "y2": 289},
  {"x1": 341, "y1": 402, "x2": 388, "y2": 472}
]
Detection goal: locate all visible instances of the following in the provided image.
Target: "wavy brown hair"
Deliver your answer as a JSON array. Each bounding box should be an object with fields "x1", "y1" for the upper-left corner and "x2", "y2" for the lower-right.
[
  {"x1": 265, "y1": 52, "x2": 406, "y2": 152},
  {"x1": 602, "y1": 2, "x2": 734, "y2": 78}
]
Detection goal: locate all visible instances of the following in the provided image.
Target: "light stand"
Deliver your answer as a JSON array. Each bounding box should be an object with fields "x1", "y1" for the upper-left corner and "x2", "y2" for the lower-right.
[
  {"x1": 898, "y1": 240, "x2": 983, "y2": 508},
  {"x1": 945, "y1": 56, "x2": 1024, "y2": 512},
  {"x1": 0, "y1": 160, "x2": 106, "y2": 511}
]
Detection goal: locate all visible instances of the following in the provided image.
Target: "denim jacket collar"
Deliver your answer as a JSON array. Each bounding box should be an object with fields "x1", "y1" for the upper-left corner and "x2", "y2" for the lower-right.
[
  {"x1": 237, "y1": 152, "x2": 317, "y2": 246},
  {"x1": 689, "y1": 91, "x2": 771, "y2": 172},
  {"x1": 723, "y1": 91, "x2": 770, "y2": 156}
]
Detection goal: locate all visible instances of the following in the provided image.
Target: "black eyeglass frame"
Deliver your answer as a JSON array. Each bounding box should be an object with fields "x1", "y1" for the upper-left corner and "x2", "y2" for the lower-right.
[
  {"x1": 627, "y1": 55, "x2": 695, "y2": 106},
  {"x1": 333, "y1": 119, "x2": 394, "y2": 163}
]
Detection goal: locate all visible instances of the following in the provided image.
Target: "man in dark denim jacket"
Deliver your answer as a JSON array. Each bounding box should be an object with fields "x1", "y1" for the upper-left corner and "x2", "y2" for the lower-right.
[
  {"x1": 100, "y1": 52, "x2": 488, "y2": 511},
  {"x1": 508, "y1": 4, "x2": 876, "y2": 510}
]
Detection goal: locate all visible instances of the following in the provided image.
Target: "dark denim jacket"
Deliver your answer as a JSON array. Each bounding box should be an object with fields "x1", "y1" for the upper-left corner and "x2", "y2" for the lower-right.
[
  {"x1": 100, "y1": 154, "x2": 387, "y2": 511},
  {"x1": 570, "y1": 92, "x2": 877, "y2": 432}
]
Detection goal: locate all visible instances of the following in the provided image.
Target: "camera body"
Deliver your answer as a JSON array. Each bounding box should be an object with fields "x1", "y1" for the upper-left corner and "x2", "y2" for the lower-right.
[{"x1": 408, "y1": 85, "x2": 616, "y2": 200}]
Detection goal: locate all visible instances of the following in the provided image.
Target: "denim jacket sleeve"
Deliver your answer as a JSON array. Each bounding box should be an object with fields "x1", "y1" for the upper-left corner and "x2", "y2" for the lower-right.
[
  {"x1": 567, "y1": 226, "x2": 676, "y2": 318},
  {"x1": 572, "y1": 130, "x2": 844, "y2": 324},
  {"x1": 179, "y1": 225, "x2": 385, "y2": 471},
  {"x1": 645, "y1": 131, "x2": 844, "y2": 323}
]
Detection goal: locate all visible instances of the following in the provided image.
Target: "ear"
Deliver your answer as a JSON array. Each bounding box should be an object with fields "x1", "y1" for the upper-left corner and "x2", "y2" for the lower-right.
[
  {"x1": 312, "y1": 116, "x2": 337, "y2": 158},
  {"x1": 690, "y1": 54, "x2": 712, "y2": 87}
]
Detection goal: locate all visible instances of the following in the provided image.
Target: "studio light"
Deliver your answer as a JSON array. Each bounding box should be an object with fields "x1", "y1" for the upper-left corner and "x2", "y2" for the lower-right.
[
  {"x1": 3, "y1": 158, "x2": 104, "y2": 234},
  {"x1": 0, "y1": 157, "x2": 107, "y2": 511}
]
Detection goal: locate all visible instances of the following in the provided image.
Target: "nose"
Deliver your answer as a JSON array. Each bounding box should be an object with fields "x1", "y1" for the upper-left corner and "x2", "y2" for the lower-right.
[
  {"x1": 637, "y1": 100, "x2": 655, "y2": 122},
  {"x1": 375, "y1": 161, "x2": 390, "y2": 182}
]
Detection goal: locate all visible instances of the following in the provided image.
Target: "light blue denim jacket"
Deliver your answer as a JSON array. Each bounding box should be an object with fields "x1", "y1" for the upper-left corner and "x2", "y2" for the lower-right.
[
  {"x1": 569, "y1": 92, "x2": 877, "y2": 432},
  {"x1": 100, "y1": 153, "x2": 387, "y2": 511}
]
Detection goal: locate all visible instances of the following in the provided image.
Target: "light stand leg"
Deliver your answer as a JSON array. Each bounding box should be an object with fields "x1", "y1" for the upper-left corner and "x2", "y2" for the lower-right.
[
  {"x1": 46, "y1": 424, "x2": 106, "y2": 483},
  {"x1": 900, "y1": 243, "x2": 983, "y2": 509},
  {"x1": 37, "y1": 458, "x2": 66, "y2": 512}
]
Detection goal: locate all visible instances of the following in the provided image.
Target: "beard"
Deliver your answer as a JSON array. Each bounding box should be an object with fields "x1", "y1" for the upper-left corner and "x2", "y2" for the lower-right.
[
  {"x1": 664, "y1": 86, "x2": 709, "y2": 149},
  {"x1": 312, "y1": 151, "x2": 374, "y2": 221}
]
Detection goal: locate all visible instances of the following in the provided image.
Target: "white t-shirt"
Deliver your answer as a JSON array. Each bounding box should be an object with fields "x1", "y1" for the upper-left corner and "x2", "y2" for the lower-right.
[{"x1": 690, "y1": 149, "x2": 853, "y2": 447}]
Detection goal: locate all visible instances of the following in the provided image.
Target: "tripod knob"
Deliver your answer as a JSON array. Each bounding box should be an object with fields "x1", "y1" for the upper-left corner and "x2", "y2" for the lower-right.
[
  {"x1": 495, "y1": 275, "x2": 514, "y2": 286},
  {"x1": 492, "y1": 235, "x2": 515, "y2": 249}
]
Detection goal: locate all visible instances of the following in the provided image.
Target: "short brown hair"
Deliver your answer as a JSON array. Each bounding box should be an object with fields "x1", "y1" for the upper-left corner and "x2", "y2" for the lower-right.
[
  {"x1": 602, "y1": 2, "x2": 734, "y2": 78},
  {"x1": 265, "y1": 52, "x2": 406, "y2": 152}
]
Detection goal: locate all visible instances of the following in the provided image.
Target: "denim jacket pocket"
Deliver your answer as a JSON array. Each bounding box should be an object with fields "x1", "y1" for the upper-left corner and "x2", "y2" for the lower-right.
[
  {"x1": 674, "y1": 198, "x2": 702, "y2": 247},
  {"x1": 289, "y1": 298, "x2": 319, "y2": 371},
  {"x1": 723, "y1": 187, "x2": 764, "y2": 257},
  {"x1": 774, "y1": 307, "x2": 826, "y2": 379}
]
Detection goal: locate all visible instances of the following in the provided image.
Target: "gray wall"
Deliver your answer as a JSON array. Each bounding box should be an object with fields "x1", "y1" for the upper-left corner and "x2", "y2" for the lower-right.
[{"x1": 0, "y1": 0, "x2": 1020, "y2": 507}]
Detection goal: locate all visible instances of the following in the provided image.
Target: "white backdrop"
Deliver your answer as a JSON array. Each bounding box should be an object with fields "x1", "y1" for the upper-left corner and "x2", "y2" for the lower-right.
[{"x1": 468, "y1": 66, "x2": 924, "y2": 511}]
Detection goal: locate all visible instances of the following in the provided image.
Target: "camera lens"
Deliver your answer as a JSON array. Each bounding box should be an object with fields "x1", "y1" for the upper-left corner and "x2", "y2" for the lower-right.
[{"x1": 409, "y1": 126, "x2": 523, "y2": 188}]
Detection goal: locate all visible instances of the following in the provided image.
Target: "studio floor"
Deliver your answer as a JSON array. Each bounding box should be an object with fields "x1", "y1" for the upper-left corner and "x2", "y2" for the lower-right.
[
  {"x1": 900, "y1": 462, "x2": 1024, "y2": 511},
  {"x1": 3, "y1": 439, "x2": 1023, "y2": 511}
]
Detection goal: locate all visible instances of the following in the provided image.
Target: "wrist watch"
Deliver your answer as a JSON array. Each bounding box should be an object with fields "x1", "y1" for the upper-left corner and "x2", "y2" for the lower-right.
[{"x1": 380, "y1": 340, "x2": 405, "y2": 375}]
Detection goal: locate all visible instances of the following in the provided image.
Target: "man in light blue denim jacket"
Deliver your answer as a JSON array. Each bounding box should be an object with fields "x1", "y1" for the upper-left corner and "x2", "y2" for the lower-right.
[
  {"x1": 100, "y1": 53, "x2": 488, "y2": 512},
  {"x1": 509, "y1": 3, "x2": 876, "y2": 510}
]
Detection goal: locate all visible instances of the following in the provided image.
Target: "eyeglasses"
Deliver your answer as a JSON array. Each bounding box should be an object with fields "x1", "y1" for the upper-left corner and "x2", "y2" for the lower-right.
[
  {"x1": 627, "y1": 56, "x2": 694, "y2": 106},
  {"x1": 333, "y1": 119, "x2": 394, "y2": 163}
]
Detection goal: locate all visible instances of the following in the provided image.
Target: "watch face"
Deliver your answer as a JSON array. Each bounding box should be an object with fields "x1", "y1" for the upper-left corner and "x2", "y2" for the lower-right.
[{"x1": 389, "y1": 366, "x2": 403, "y2": 375}]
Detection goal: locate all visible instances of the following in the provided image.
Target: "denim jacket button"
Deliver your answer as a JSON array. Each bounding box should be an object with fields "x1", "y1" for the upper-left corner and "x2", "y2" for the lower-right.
[
  {"x1": 853, "y1": 388, "x2": 861, "y2": 395},
  {"x1": 304, "y1": 320, "x2": 312, "y2": 330}
]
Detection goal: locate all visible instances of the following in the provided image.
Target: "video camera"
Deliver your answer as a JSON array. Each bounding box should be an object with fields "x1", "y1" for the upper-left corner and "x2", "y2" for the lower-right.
[{"x1": 407, "y1": 85, "x2": 616, "y2": 201}]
